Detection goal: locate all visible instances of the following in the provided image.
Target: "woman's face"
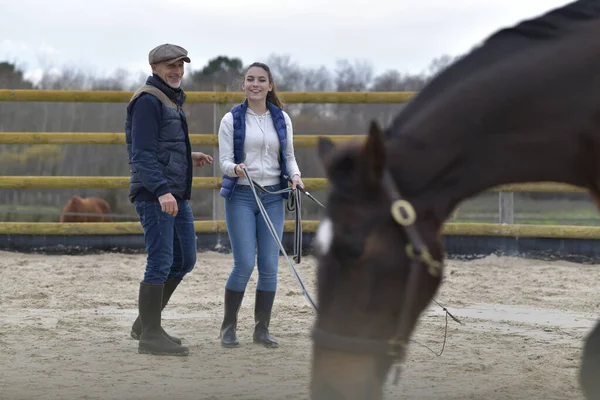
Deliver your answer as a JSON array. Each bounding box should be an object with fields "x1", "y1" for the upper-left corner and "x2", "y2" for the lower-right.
[{"x1": 242, "y1": 66, "x2": 272, "y2": 103}]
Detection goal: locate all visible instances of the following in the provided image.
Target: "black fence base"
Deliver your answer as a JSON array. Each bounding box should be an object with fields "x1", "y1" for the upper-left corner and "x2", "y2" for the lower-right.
[
  {"x1": 1, "y1": 233, "x2": 600, "y2": 264},
  {"x1": 443, "y1": 235, "x2": 600, "y2": 264}
]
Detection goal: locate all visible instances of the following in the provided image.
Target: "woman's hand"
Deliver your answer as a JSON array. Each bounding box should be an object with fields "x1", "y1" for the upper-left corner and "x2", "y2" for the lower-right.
[
  {"x1": 234, "y1": 163, "x2": 247, "y2": 177},
  {"x1": 291, "y1": 174, "x2": 304, "y2": 191}
]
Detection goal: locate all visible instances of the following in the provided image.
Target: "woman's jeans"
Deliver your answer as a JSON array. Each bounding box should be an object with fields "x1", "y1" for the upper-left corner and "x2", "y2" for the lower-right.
[
  {"x1": 134, "y1": 199, "x2": 197, "y2": 284},
  {"x1": 224, "y1": 184, "x2": 284, "y2": 293}
]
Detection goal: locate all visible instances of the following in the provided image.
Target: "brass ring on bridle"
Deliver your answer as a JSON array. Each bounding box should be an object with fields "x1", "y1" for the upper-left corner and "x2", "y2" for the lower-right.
[{"x1": 390, "y1": 199, "x2": 416, "y2": 226}]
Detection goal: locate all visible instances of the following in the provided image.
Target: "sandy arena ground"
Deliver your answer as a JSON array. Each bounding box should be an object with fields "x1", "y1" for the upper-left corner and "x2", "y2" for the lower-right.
[{"x1": 0, "y1": 250, "x2": 598, "y2": 399}]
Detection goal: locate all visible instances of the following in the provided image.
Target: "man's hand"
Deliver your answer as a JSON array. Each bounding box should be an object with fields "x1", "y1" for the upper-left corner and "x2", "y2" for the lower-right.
[
  {"x1": 192, "y1": 152, "x2": 213, "y2": 167},
  {"x1": 158, "y1": 193, "x2": 178, "y2": 216}
]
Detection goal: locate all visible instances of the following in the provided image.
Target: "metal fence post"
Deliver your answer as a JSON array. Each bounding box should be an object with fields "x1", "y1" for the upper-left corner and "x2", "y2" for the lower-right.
[
  {"x1": 498, "y1": 191, "x2": 514, "y2": 224},
  {"x1": 212, "y1": 93, "x2": 225, "y2": 248}
]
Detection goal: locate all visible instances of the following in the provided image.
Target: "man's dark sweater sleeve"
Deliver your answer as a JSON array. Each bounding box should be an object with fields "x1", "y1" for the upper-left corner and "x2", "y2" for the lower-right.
[{"x1": 130, "y1": 95, "x2": 171, "y2": 198}]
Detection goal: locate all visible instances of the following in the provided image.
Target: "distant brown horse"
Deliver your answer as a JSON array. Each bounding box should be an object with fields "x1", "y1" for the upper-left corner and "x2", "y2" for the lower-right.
[
  {"x1": 309, "y1": 1, "x2": 600, "y2": 399},
  {"x1": 59, "y1": 195, "x2": 113, "y2": 222}
]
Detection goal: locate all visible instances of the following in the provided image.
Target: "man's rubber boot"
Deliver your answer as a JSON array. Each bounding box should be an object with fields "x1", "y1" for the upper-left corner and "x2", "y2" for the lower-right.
[
  {"x1": 137, "y1": 282, "x2": 189, "y2": 356},
  {"x1": 131, "y1": 280, "x2": 182, "y2": 344}
]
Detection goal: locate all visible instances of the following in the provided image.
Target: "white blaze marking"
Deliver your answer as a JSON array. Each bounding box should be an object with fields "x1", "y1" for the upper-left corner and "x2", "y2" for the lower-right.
[{"x1": 315, "y1": 218, "x2": 333, "y2": 254}]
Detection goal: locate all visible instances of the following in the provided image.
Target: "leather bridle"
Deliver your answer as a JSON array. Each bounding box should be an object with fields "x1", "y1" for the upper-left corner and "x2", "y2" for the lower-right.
[{"x1": 310, "y1": 169, "x2": 444, "y2": 375}]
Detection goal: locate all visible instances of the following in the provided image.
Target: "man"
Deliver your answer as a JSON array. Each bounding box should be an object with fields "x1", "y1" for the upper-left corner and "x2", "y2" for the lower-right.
[{"x1": 125, "y1": 43, "x2": 213, "y2": 356}]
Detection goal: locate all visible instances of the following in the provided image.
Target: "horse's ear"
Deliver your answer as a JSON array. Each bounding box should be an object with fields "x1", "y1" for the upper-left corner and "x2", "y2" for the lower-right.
[
  {"x1": 363, "y1": 120, "x2": 385, "y2": 182},
  {"x1": 317, "y1": 137, "x2": 335, "y2": 161}
]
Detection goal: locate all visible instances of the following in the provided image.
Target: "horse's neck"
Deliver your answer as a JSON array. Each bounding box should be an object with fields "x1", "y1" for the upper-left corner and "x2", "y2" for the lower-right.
[{"x1": 388, "y1": 132, "x2": 599, "y2": 224}]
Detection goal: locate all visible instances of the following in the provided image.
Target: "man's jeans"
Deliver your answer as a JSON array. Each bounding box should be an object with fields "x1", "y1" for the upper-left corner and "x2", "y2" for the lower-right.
[
  {"x1": 224, "y1": 184, "x2": 284, "y2": 293},
  {"x1": 135, "y1": 199, "x2": 197, "y2": 284}
]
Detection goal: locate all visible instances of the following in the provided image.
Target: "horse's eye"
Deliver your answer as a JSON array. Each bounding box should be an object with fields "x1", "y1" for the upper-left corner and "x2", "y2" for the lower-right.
[
  {"x1": 332, "y1": 235, "x2": 364, "y2": 263},
  {"x1": 332, "y1": 154, "x2": 355, "y2": 174}
]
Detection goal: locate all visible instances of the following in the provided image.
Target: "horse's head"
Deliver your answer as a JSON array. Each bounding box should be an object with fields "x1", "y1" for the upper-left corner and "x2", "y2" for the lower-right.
[{"x1": 310, "y1": 122, "x2": 445, "y2": 400}]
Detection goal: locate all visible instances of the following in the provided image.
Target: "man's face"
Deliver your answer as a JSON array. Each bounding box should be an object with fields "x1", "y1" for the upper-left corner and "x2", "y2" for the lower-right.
[{"x1": 151, "y1": 60, "x2": 184, "y2": 89}]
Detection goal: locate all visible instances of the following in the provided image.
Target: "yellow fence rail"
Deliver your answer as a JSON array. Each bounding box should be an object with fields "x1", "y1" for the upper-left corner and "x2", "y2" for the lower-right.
[
  {"x1": 0, "y1": 175, "x2": 587, "y2": 193},
  {"x1": 1, "y1": 221, "x2": 599, "y2": 238},
  {"x1": 0, "y1": 132, "x2": 363, "y2": 147},
  {"x1": 0, "y1": 90, "x2": 416, "y2": 104}
]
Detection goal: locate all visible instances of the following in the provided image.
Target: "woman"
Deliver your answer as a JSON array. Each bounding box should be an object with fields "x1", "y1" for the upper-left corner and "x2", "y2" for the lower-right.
[{"x1": 217, "y1": 62, "x2": 304, "y2": 348}]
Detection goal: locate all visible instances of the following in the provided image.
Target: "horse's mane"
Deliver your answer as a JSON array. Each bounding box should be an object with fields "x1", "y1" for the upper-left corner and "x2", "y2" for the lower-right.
[{"x1": 384, "y1": 0, "x2": 600, "y2": 140}]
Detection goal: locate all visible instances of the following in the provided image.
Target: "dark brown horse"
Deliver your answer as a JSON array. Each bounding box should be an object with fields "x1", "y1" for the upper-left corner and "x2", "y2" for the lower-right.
[
  {"x1": 59, "y1": 195, "x2": 113, "y2": 222},
  {"x1": 310, "y1": 0, "x2": 600, "y2": 399}
]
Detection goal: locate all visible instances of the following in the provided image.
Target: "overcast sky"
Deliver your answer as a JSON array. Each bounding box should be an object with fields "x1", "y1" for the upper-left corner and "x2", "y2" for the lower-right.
[{"x1": 1, "y1": 0, "x2": 573, "y2": 84}]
